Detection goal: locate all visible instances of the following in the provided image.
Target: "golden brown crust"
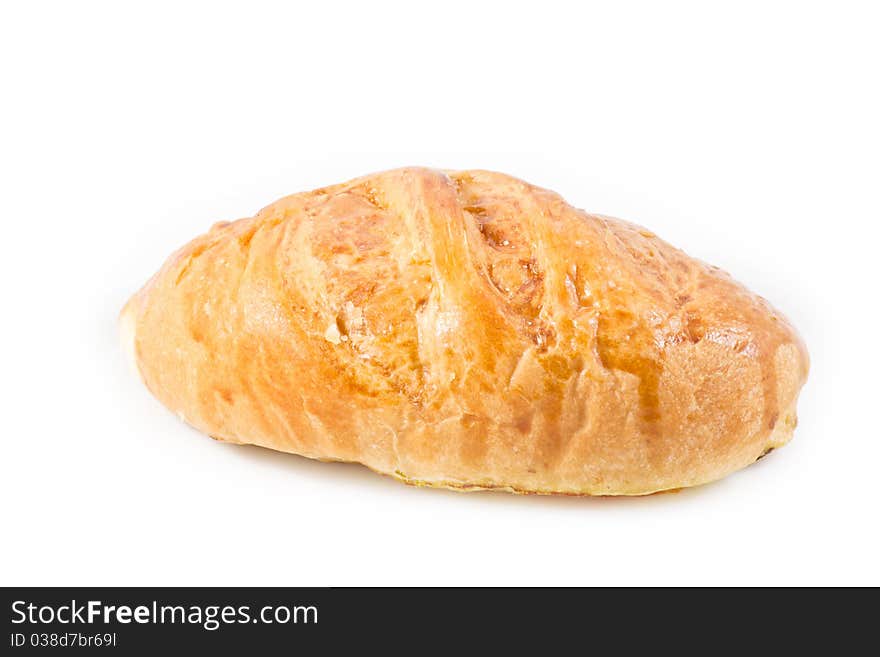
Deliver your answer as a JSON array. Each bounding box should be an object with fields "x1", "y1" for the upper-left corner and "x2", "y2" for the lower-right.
[{"x1": 121, "y1": 167, "x2": 809, "y2": 495}]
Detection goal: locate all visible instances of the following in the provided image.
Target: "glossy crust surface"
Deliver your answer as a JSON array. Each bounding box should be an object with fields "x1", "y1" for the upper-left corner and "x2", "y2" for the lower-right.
[{"x1": 121, "y1": 168, "x2": 808, "y2": 495}]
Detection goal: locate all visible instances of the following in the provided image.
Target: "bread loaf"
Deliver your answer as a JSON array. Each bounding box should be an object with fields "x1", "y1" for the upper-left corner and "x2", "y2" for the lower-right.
[{"x1": 121, "y1": 167, "x2": 808, "y2": 495}]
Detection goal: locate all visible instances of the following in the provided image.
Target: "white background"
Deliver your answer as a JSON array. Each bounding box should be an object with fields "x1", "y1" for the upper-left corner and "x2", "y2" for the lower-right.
[{"x1": 2, "y1": 1, "x2": 877, "y2": 586}]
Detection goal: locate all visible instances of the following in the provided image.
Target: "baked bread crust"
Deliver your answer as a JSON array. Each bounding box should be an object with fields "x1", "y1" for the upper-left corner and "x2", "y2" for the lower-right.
[{"x1": 121, "y1": 168, "x2": 808, "y2": 495}]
